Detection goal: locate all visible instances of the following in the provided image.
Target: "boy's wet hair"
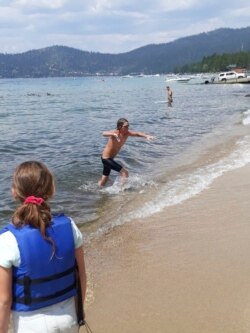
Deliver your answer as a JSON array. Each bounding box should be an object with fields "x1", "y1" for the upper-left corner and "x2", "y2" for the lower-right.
[{"x1": 117, "y1": 118, "x2": 129, "y2": 130}]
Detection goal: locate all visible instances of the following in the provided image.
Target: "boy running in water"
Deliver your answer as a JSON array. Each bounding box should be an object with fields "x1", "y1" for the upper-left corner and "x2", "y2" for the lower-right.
[{"x1": 98, "y1": 118, "x2": 155, "y2": 186}]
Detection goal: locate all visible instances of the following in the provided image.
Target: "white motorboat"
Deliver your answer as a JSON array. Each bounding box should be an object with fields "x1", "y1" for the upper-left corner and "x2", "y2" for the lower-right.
[
  {"x1": 165, "y1": 76, "x2": 191, "y2": 83},
  {"x1": 122, "y1": 75, "x2": 133, "y2": 78}
]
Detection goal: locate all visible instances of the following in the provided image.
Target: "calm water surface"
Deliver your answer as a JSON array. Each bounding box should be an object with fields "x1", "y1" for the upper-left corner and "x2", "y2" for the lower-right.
[{"x1": 0, "y1": 76, "x2": 250, "y2": 238}]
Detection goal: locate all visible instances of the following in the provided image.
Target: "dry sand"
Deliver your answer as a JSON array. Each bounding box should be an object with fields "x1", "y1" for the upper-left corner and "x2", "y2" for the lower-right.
[{"x1": 83, "y1": 163, "x2": 250, "y2": 333}]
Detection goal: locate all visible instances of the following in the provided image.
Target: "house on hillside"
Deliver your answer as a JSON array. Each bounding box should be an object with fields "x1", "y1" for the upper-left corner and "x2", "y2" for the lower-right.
[{"x1": 226, "y1": 64, "x2": 247, "y2": 73}]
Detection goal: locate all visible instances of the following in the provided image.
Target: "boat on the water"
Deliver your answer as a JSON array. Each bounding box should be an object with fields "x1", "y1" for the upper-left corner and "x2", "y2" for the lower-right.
[
  {"x1": 165, "y1": 76, "x2": 192, "y2": 83},
  {"x1": 122, "y1": 75, "x2": 133, "y2": 79}
]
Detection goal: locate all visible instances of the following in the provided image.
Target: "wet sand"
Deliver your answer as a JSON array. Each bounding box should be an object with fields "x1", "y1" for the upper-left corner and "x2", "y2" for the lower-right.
[{"x1": 83, "y1": 164, "x2": 250, "y2": 333}]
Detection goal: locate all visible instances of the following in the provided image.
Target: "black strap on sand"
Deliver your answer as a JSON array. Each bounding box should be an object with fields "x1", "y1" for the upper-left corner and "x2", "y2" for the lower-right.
[
  {"x1": 84, "y1": 320, "x2": 94, "y2": 333},
  {"x1": 75, "y1": 262, "x2": 85, "y2": 326}
]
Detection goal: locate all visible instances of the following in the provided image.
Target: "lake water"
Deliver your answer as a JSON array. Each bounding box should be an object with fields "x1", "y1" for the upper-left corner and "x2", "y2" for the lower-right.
[{"x1": 0, "y1": 76, "x2": 250, "y2": 240}]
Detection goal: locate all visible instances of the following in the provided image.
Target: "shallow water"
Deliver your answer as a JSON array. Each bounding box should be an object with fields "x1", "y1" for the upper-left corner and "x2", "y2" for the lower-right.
[{"x1": 0, "y1": 76, "x2": 250, "y2": 238}]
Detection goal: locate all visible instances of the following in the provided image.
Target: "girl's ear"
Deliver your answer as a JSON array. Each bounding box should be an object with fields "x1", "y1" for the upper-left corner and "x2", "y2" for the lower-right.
[
  {"x1": 52, "y1": 182, "x2": 56, "y2": 197},
  {"x1": 11, "y1": 187, "x2": 18, "y2": 199}
]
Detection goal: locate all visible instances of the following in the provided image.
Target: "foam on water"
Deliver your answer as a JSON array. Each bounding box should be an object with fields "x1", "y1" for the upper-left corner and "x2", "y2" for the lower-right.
[
  {"x1": 78, "y1": 174, "x2": 157, "y2": 194},
  {"x1": 242, "y1": 109, "x2": 250, "y2": 125},
  {"x1": 78, "y1": 181, "x2": 100, "y2": 192},
  {"x1": 101, "y1": 174, "x2": 157, "y2": 194},
  {"x1": 154, "y1": 100, "x2": 168, "y2": 104}
]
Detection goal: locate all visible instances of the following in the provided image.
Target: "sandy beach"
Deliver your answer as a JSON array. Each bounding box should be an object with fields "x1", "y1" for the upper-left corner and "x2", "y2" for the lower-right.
[{"x1": 83, "y1": 163, "x2": 250, "y2": 333}]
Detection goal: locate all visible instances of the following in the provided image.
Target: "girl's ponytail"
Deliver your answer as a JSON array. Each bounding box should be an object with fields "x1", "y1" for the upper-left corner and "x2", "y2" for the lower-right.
[{"x1": 12, "y1": 161, "x2": 55, "y2": 255}]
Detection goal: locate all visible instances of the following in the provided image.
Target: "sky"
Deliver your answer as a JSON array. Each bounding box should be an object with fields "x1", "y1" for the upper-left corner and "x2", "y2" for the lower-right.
[{"x1": 0, "y1": 0, "x2": 250, "y2": 54}]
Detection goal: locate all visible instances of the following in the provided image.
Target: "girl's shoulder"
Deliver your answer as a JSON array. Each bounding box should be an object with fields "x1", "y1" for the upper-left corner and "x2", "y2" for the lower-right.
[{"x1": 0, "y1": 230, "x2": 20, "y2": 268}]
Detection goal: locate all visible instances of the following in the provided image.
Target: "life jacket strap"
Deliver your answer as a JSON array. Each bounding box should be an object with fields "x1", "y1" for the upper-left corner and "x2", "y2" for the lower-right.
[
  {"x1": 13, "y1": 265, "x2": 75, "y2": 285},
  {"x1": 13, "y1": 281, "x2": 76, "y2": 305},
  {"x1": 13, "y1": 265, "x2": 76, "y2": 305}
]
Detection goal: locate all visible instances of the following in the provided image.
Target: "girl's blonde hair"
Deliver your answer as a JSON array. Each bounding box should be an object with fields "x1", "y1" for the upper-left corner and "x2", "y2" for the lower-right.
[{"x1": 12, "y1": 161, "x2": 55, "y2": 250}]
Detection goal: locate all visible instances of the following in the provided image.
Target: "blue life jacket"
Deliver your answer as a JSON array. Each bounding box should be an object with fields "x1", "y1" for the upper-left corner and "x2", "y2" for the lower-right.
[{"x1": 0, "y1": 214, "x2": 77, "y2": 311}]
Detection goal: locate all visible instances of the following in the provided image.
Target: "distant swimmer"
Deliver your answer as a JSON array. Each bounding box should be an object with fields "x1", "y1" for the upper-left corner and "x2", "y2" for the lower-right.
[
  {"x1": 166, "y1": 86, "x2": 173, "y2": 106},
  {"x1": 98, "y1": 118, "x2": 155, "y2": 187},
  {"x1": 27, "y1": 93, "x2": 41, "y2": 97}
]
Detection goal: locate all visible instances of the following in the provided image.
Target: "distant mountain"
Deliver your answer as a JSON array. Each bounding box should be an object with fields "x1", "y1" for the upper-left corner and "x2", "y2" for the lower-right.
[{"x1": 0, "y1": 26, "x2": 250, "y2": 78}]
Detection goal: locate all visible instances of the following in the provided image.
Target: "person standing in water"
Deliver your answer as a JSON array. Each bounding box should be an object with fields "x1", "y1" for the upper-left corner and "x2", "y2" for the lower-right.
[
  {"x1": 0, "y1": 161, "x2": 87, "y2": 333},
  {"x1": 166, "y1": 86, "x2": 173, "y2": 106},
  {"x1": 98, "y1": 118, "x2": 155, "y2": 187}
]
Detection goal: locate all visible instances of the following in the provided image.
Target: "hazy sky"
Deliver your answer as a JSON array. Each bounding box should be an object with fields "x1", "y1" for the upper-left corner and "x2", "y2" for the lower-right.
[{"x1": 0, "y1": 0, "x2": 249, "y2": 54}]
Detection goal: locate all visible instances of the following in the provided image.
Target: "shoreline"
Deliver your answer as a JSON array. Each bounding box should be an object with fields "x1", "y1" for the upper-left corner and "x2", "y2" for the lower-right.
[{"x1": 83, "y1": 163, "x2": 250, "y2": 333}]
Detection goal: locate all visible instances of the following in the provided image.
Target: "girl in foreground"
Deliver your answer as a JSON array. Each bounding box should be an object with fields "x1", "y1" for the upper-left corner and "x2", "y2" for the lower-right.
[{"x1": 0, "y1": 161, "x2": 86, "y2": 333}]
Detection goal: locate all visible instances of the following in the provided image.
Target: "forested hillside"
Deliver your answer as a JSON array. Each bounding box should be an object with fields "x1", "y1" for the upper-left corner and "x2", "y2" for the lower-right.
[
  {"x1": 0, "y1": 27, "x2": 250, "y2": 78},
  {"x1": 177, "y1": 51, "x2": 250, "y2": 73}
]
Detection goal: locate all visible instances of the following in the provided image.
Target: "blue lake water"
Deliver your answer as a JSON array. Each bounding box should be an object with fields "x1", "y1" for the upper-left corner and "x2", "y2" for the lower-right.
[{"x1": 0, "y1": 76, "x2": 250, "y2": 239}]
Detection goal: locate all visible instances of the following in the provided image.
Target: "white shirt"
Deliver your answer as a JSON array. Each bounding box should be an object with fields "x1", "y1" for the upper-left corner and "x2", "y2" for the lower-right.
[{"x1": 0, "y1": 218, "x2": 83, "y2": 268}]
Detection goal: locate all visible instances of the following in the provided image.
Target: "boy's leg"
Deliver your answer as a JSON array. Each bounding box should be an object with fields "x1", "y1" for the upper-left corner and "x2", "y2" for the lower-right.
[
  {"x1": 98, "y1": 158, "x2": 126, "y2": 187},
  {"x1": 120, "y1": 168, "x2": 128, "y2": 178},
  {"x1": 98, "y1": 175, "x2": 109, "y2": 187},
  {"x1": 119, "y1": 168, "x2": 129, "y2": 187},
  {"x1": 119, "y1": 168, "x2": 129, "y2": 189},
  {"x1": 98, "y1": 158, "x2": 111, "y2": 187}
]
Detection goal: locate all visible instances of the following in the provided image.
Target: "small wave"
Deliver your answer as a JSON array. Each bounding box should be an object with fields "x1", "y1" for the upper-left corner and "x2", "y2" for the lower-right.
[
  {"x1": 242, "y1": 109, "x2": 250, "y2": 125},
  {"x1": 154, "y1": 100, "x2": 167, "y2": 104},
  {"x1": 78, "y1": 175, "x2": 156, "y2": 194},
  {"x1": 243, "y1": 109, "x2": 250, "y2": 115},
  {"x1": 101, "y1": 174, "x2": 157, "y2": 195},
  {"x1": 242, "y1": 117, "x2": 250, "y2": 125},
  {"x1": 78, "y1": 181, "x2": 99, "y2": 192}
]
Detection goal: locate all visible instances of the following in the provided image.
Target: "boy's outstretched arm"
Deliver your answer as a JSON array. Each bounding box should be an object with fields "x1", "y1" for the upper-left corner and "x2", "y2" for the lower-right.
[
  {"x1": 102, "y1": 130, "x2": 120, "y2": 141},
  {"x1": 128, "y1": 131, "x2": 155, "y2": 141},
  {"x1": 102, "y1": 130, "x2": 117, "y2": 137}
]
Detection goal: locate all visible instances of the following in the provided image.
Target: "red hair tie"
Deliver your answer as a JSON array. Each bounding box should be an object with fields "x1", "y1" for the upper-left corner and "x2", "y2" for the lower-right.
[{"x1": 24, "y1": 196, "x2": 44, "y2": 205}]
